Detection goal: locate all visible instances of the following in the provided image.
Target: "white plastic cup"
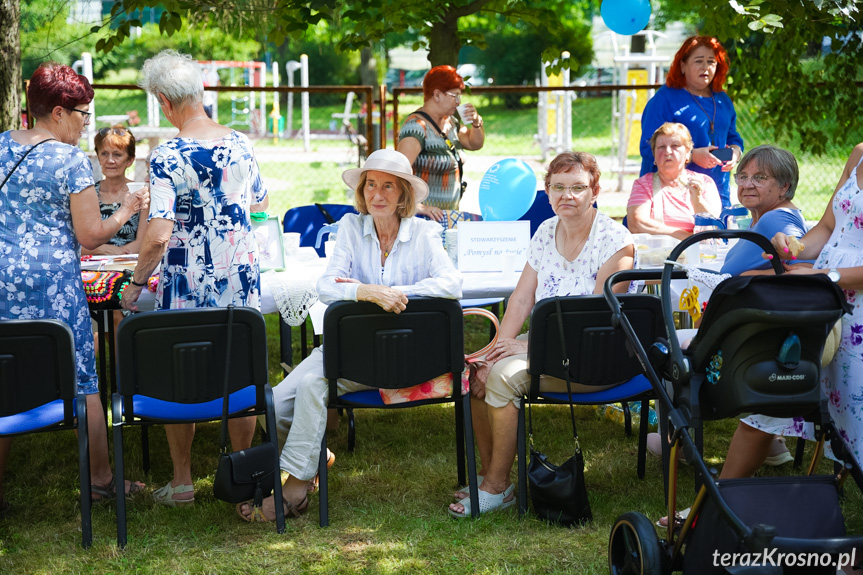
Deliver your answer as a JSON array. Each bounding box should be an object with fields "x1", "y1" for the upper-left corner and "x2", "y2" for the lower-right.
[
  {"x1": 456, "y1": 104, "x2": 474, "y2": 125},
  {"x1": 126, "y1": 182, "x2": 147, "y2": 193},
  {"x1": 445, "y1": 229, "x2": 459, "y2": 266},
  {"x1": 324, "y1": 239, "x2": 336, "y2": 258},
  {"x1": 283, "y1": 232, "x2": 301, "y2": 257}
]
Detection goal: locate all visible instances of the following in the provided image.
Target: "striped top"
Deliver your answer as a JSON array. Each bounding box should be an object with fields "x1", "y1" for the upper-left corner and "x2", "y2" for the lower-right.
[{"x1": 398, "y1": 112, "x2": 463, "y2": 209}]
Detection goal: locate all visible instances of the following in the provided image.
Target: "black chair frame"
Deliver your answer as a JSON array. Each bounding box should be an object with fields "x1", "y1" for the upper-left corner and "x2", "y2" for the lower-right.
[
  {"x1": 516, "y1": 291, "x2": 664, "y2": 516},
  {"x1": 318, "y1": 298, "x2": 479, "y2": 526},
  {"x1": 0, "y1": 319, "x2": 92, "y2": 547},
  {"x1": 112, "y1": 307, "x2": 284, "y2": 546}
]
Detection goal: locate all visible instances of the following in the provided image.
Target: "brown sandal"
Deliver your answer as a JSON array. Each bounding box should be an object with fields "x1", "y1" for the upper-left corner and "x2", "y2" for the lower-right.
[
  {"x1": 307, "y1": 449, "x2": 336, "y2": 494},
  {"x1": 236, "y1": 496, "x2": 309, "y2": 522}
]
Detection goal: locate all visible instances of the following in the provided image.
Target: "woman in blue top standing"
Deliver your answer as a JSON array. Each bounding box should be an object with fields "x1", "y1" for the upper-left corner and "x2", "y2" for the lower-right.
[{"x1": 640, "y1": 36, "x2": 744, "y2": 208}]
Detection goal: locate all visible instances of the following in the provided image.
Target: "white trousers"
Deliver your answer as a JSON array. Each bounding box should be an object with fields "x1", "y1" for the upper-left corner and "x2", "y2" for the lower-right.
[{"x1": 271, "y1": 346, "x2": 373, "y2": 481}]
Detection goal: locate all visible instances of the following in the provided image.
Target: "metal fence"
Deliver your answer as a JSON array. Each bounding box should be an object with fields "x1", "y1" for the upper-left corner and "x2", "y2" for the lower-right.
[{"x1": 36, "y1": 83, "x2": 861, "y2": 223}]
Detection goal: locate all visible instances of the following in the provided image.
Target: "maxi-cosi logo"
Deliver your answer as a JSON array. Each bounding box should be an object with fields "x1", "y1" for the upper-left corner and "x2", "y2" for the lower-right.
[{"x1": 768, "y1": 373, "x2": 806, "y2": 382}]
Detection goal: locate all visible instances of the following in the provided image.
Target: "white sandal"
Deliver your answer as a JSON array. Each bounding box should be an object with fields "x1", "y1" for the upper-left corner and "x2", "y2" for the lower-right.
[
  {"x1": 448, "y1": 484, "x2": 514, "y2": 518},
  {"x1": 152, "y1": 481, "x2": 195, "y2": 507},
  {"x1": 453, "y1": 475, "x2": 484, "y2": 500}
]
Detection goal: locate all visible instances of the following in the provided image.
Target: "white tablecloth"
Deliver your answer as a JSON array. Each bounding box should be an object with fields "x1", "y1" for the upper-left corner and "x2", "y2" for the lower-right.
[{"x1": 128, "y1": 251, "x2": 520, "y2": 334}]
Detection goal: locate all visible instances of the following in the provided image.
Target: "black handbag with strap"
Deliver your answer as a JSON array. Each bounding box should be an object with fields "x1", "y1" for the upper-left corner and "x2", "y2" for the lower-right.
[
  {"x1": 411, "y1": 110, "x2": 468, "y2": 199},
  {"x1": 526, "y1": 297, "x2": 593, "y2": 526},
  {"x1": 212, "y1": 305, "x2": 277, "y2": 505}
]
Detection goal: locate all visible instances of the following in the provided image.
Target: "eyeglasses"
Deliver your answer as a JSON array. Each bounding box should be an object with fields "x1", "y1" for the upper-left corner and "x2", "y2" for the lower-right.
[
  {"x1": 98, "y1": 127, "x2": 129, "y2": 137},
  {"x1": 444, "y1": 92, "x2": 462, "y2": 102},
  {"x1": 734, "y1": 173, "x2": 772, "y2": 187},
  {"x1": 549, "y1": 183, "x2": 591, "y2": 195},
  {"x1": 63, "y1": 106, "x2": 91, "y2": 123}
]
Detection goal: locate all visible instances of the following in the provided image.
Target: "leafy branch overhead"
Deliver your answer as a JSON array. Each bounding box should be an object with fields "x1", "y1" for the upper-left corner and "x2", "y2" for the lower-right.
[{"x1": 90, "y1": 0, "x2": 863, "y2": 153}]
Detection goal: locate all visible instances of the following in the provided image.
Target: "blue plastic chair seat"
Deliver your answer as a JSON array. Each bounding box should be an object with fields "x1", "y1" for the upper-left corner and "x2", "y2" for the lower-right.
[
  {"x1": 0, "y1": 399, "x2": 74, "y2": 435},
  {"x1": 339, "y1": 390, "x2": 386, "y2": 406},
  {"x1": 128, "y1": 386, "x2": 258, "y2": 421},
  {"x1": 538, "y1": 375, "x2": 651, "y2": 404}
]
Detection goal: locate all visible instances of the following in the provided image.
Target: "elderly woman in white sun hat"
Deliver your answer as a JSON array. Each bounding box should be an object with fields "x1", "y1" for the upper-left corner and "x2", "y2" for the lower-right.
[{"x1": 237, "y1": 149, "x2": 463, "y2": 522}]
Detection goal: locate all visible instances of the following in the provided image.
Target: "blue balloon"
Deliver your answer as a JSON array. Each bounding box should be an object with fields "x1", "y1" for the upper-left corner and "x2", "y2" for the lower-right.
[
  {"x1": 601, "y1": 0, "x2": 652, "y2": 36},
  {"x1": 478, "y1": 158, "x2": 537, "y2": 221}
]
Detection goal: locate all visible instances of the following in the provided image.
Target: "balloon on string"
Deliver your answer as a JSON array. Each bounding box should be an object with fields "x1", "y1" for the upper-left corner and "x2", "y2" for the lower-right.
[
  {"x1": 478, "y1": 158, "x2": 537, "y2": 221},
  {"x1": 601, "y1": 0, "x2": 652, "y2": 36}
]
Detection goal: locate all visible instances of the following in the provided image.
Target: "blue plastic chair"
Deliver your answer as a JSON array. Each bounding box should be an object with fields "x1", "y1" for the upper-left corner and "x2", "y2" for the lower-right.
[
  {"x1": 112, "y1": 307, "x2": 284, "y2": 546},
  {"x1": 318, "y1": 298, "x2": 479, "y2": 525},
  {"x1": 280, "y1": 204, "x2": 359, "y2": 367},
  {"x1": 0, "y1": 319, "x2": 92, "y2": 547},
  {"x1": 283, "y1": 203, "x2": 358, "y2": 258},
  {"x1": 516, "y1": 292, "x2": 663, "y2": 516},
  {"x1": 518, "y1": 191, "x2": 556, "y2": 236}
]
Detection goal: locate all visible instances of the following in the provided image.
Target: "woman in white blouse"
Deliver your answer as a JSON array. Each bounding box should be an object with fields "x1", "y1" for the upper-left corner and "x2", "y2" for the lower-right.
[
  {"x1": 237, "y1": 149, "x2": 462, "y2": 522},
  {"x1": 449, "y1": 151, "x2": 635, "y2": 518}
]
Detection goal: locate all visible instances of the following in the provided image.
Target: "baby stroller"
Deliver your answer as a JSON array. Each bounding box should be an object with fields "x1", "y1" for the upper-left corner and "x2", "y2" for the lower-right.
[{"x1": 604, "y1": 230, "x2": 862, "y2": 575}]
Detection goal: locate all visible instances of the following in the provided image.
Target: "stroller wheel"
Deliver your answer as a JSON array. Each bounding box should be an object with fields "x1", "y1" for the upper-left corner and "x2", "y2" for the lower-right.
[{"x1": 608, "y1": 511, "x2": 666, "y2": 575}]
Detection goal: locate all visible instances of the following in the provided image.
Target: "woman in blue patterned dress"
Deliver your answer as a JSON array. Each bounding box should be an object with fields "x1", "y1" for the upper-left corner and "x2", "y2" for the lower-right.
[
  {"x1": 0, "y1": 63, "x2": 149, "y2": 506},
  {"x1": 449, "y1": 152, "x2": 636, "y2": 517},
  {"x1": 720, "y1": 143, "x2": 863, "y2": 478},
  {"x1": 121, "y1": 50, "x2": 269, "y2": 506}
]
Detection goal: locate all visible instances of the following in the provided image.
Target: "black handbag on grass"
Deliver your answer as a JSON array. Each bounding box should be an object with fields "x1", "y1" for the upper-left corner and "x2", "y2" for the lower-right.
[
  {"x1": 526, "y1": 297, "x2": 592, "y2": 526},
  {"x1": 212, "y1": 305, "x2": 277, "y2": 505}
]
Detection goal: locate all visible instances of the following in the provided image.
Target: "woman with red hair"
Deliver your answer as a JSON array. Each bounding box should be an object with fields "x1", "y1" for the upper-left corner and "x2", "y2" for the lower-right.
[
  {"x1": 0, "y1": 63, "x2": 149, "y2": 509},
  {"x1": 397, "y1": 65, "x2": 485, "y2": 220},
  {"x1": 639, "y1": 36, "x2": 744, "y2": 208}
]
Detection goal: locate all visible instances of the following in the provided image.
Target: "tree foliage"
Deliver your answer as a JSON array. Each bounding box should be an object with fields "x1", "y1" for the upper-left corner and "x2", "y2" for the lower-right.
[
  {"x1": 655, "y1": 0, "x2": 863, "y2": 154},
  {"x1": 98, "y1": 0, "x2": 587, "y2": 69},
  {"x1": 463, "y1": 8, "x2": 593, "y2": 106}
]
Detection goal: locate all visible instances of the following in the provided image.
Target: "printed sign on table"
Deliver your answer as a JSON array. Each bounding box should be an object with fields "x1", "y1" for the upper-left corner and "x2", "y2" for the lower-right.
[{"x1": 457, "y1": 221, "x2": 530, "y2": 272}]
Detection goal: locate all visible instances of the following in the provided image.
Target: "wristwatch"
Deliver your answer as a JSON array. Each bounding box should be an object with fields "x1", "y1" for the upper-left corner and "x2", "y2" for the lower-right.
[
  {"x1": 828, "y1": 268, "x2": 841, "y2": 283},
  {"x1": 130, "y1": 277, "x2": 148, "y2": 287}
]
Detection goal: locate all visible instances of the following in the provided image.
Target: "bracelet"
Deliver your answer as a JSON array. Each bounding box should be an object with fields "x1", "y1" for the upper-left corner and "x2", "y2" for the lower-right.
[
  {"x1": 472, "y1": 117, "x2": 483, "y2": 129},
  {"x1": 130, "y1": 277, "x2": 148, "y2": 287}
]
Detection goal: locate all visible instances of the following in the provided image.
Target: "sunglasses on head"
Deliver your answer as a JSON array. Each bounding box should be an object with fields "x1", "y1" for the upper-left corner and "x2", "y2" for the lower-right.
[{"x1": 98, "y1": 127, "x2": 129, "y2": 137}]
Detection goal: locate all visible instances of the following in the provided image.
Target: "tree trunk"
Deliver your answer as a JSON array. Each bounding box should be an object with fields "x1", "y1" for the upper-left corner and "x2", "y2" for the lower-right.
[
  {"x1": 0, "y1": 0, "x2": 21, "y2": 130},
  {"x1": 359, "y1": 45, "x2": 377, "y2": 88},
  {"x1": 427, "y1": 12, "x2": 460, "y2": 68}
]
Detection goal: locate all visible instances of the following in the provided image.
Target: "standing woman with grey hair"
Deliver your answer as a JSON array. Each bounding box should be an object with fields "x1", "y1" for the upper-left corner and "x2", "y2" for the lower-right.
[{"x1": 122, "y1": 50, "x2": 270, "y2": 506}]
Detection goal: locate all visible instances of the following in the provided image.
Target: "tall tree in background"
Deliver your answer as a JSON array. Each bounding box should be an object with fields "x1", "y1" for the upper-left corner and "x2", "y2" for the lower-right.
[{"x1": 1, "y1": 0, "x2": 21, "y2": 130}]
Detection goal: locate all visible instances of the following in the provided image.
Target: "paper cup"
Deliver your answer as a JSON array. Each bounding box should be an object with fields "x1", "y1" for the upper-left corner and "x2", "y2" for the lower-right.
[
  {"x1": 456, "y1": 104, "x2": 474, "y2": 124},
  {"x1": 126, "y1": 182, "x2": 147, "y2": 193},
  {"x1": 283, "y1": 232, "x2": 301, "y2": 256}
]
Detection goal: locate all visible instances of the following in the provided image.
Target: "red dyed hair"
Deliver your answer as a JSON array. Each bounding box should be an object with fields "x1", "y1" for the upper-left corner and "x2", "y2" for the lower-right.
[
  {"x1": 27, "y1": 62, "x2": 94, "y2": 118},
  {"x1": 666, "y1": 36, "x2": 729, "y2": 93},
  {"x1": 422, "y1": 65, "x2": 465, "y2": 101},
  {"x1": 544, "y1": 151, "x2": 601, "y2": 192}
]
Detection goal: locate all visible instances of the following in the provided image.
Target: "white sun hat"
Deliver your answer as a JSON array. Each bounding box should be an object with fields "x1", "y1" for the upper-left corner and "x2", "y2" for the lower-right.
[{"x1": 342, "y1": 149, "x2": 429, "y2": 204}]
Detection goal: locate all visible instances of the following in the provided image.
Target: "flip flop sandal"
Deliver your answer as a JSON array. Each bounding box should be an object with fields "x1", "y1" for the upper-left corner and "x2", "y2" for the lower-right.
[
  {"x1": 656, "y1": 506, "x2": 690, "y2": 529},
  {"x1": 453, "y1": 475, "x2": 484, "y2": 501},
  {"x1": 152, "y1": 481, "x2": 194, "y2": 507},
  {"x1": 448, "y1": 484, "x2": 515, "y2": 518},
  {"x1": 236, "y1": 496, "x2": 309, "y2": 523},
  {"x1": 308, "y1": 449, "x2": 336, "y2": 494},
  {"x1": 91, "y1": 477, "x2": 146, "y2": 503}
]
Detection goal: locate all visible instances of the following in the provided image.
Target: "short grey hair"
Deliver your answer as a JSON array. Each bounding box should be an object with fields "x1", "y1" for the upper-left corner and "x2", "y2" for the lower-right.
[
  {"x1": 139, "y1": 50, "x2": 204, "y2": 109},
  {"x1": 737, "y1": 145, "x2": 799, "y2": 199}
]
